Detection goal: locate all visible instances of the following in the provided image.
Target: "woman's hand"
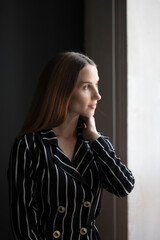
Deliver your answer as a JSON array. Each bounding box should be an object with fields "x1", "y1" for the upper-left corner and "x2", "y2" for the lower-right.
[{"x1": 81, "y1": 116, "x2": 100, "y2": 143}]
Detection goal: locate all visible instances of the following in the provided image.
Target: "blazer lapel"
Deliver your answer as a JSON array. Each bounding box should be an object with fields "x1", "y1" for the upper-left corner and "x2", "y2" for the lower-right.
[
  {"x1": 73, "y1": 139, "x2": 94, "y2": 177},
  {"x1": 52, "y1": 146, "x2": 91, "y2": 188}
]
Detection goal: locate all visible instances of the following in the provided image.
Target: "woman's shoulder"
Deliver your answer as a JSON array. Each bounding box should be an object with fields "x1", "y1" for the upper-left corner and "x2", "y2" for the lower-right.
[
  {"x1": 13, "y1": 128, "x2": 57, "y2": 149},
  {"x1": 14, "y1": 131, "x2": 36, "y2": 144},
  {"x1": 11, "y1": 132, "x2": 36, "y2": 155}
]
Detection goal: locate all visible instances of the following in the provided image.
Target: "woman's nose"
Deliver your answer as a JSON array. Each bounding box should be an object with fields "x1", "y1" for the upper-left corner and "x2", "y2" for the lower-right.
[
  {"x1": 93, "y1": 88, "x2": 101, "y2": 101},
  {"x1": 97, "y1": 91, "x2": 101, "y2": 101}
]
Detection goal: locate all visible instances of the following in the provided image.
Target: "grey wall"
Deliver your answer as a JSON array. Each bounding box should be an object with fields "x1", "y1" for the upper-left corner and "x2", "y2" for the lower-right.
[{"x1": 0, "y1": 1, "x2": 84, "y2": 239}]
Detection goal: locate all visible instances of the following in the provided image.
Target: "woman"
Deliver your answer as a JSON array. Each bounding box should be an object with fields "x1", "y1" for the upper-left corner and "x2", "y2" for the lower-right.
[{"x1": 8, "y1": 52, "x2": 135, "y2": 240}]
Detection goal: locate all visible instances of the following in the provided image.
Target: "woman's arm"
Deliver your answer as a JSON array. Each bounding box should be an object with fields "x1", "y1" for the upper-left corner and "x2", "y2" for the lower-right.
[
  {"x1": 91, "y1": 135, "x2": 135, "y2": 197},
  {"x1": 82, "y1": 116, "x2": 135, "y2": 197},
  {"x1": 8, "y1": 136, "x2": 42, "y2": 240}
]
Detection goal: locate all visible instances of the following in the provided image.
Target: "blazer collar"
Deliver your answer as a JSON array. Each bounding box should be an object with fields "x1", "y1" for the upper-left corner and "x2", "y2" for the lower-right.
[
  {"x1": 38, "y1": 118, "x2": 88, "y2": 146},
  {"x1": 38, "y1": 129, "x2": 58, "y2": 145},
  {"x1": 37, "y1": 120, "x2": 92, "y2": 189}
]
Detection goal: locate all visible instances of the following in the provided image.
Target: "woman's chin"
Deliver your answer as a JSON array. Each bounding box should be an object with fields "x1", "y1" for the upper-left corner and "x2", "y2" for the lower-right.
[{"x1": 82, "y1": 112, "x2": 95, "y2": 118}]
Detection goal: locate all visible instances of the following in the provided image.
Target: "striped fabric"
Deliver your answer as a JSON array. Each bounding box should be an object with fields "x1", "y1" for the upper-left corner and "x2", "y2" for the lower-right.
[{"x1": 8, "y1": 123, "x2": 135, "y2": 240}]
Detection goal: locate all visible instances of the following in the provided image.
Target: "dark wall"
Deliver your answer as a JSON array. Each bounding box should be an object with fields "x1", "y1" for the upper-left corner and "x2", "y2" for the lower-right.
[{"x1": 0, "y1": 1, "x2": 84, "y2": 239}]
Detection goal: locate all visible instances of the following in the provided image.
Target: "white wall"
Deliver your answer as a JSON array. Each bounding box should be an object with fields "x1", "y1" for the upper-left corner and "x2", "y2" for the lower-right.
[{"x1": 127, "y1": 1, "x2": 160, "y2": 239}]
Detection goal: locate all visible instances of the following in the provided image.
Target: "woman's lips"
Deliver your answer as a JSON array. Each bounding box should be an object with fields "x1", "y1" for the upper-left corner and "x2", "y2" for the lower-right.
[{"x1": 88, "y1": 104, "x2": 96, "y2": 109}]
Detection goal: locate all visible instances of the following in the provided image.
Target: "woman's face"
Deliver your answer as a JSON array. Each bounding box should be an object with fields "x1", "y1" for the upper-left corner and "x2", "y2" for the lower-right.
[{"x1": 68, "y1": 64, "x2": 101, "y2": 118}]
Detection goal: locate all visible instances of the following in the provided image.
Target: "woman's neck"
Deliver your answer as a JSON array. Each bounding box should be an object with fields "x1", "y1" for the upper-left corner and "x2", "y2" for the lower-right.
[{"x1": 53, "y1": 114, "x2": 79, "y2": 138}]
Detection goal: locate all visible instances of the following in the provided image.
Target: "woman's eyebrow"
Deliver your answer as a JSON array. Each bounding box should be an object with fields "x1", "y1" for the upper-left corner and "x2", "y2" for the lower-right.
[
  {"x1": 79, "y1": 79, "x2": 99, "y2": 85},
  {"x1": 80, "y1": 81, "x2": 92, "y2": 84}
]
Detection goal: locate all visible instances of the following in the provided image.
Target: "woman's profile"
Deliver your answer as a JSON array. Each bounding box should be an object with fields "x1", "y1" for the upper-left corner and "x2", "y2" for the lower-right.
[{"x1": 8, "y1": 52, "x2": 135, "y2": 240}]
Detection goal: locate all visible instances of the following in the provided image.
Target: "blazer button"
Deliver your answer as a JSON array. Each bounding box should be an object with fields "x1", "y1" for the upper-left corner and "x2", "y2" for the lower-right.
[
  {"x1": 53, "y1": 230, "x2": 61, "y2": 238},
  {"x1": 57, "y1": 206, "x2": 66, "y2": 213},
  {"x1": 80, "y1": 227, "x2": 88, "y2": 235},
  {"x1": 83, "y1": 201, "x2": 91, "y2": 207}
]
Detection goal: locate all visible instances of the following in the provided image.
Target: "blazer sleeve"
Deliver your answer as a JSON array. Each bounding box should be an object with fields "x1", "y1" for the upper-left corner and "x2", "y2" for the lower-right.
[
  {"x1": 91, "y1": 135, "x2": 135, "y2": 197},
  {"x1": 8, "y1": 135, "x2": 42, "y2": 240}
]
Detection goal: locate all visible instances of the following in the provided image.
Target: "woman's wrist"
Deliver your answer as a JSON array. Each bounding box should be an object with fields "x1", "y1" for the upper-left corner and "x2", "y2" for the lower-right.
[{"x1": 86, "y1": 131, "x2": 101, "y2": 143}]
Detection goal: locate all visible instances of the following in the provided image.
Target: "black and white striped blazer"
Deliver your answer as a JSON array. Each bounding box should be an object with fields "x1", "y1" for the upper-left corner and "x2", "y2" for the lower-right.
[{"x1": 8, "y1": 122, "x2": 135, "y2": 240}]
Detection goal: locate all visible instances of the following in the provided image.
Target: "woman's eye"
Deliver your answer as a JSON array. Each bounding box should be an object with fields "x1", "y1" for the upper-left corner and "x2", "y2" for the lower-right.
[{"x1": 83, "y1": 85, "x2": 89, "y2": 90}]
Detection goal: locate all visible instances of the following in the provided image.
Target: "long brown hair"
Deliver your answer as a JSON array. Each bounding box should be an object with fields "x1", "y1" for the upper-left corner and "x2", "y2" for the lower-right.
[{"x1": 19, "y1": 52, "x2": 95, "y2": 136}]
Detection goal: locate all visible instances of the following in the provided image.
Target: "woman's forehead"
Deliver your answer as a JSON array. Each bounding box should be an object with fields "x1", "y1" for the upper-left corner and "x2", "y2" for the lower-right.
[{"x1": 77, "y1": 65, "x2": 99, "y2": 84}]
